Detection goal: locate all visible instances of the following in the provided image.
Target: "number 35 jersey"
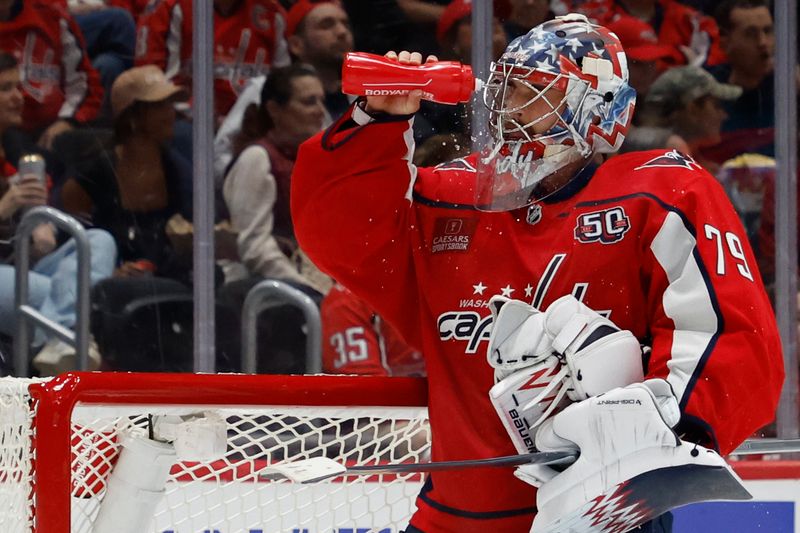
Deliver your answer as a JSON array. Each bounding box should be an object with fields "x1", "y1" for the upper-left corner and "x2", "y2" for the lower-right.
[
  {"x1": 321, "y1": 282, "x2": 425, "y2": 377},
  {"x1": 292, "y1": 110, "x2": 783, "y2": 533}
]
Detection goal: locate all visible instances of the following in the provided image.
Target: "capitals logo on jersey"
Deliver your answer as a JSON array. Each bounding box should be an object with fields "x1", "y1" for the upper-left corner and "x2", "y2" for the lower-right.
[
  {"x1": 635, "y1": 150, "x2": 702, "y2": 171},
  {"x1": 20, "y1": 35, "x2": 61, "y2": 102}
]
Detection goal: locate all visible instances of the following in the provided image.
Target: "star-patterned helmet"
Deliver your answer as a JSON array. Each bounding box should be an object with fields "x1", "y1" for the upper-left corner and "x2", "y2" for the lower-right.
[{"x1": 476, "y1": 13, "x2": 636, "y2": 211}]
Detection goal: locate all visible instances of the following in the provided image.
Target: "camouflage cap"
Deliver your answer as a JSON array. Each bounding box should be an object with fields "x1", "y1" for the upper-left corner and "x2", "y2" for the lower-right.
[{"x1": 646, "y1": 66, "x2": 742, "y2": 106}]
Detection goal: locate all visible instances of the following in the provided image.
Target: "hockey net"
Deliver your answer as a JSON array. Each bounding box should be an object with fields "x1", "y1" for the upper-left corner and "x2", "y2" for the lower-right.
[{"x1": 0, "y1": 372, "x2": 430, "y2": 533}]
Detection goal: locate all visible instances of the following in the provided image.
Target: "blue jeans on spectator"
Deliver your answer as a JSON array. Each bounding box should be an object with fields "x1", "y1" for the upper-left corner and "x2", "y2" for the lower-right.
[
  {"x1": 74, "y1": 8, "x2": 136, "y2": 117},
  {"x1": 0, "y1": 229, "x2": 117, "y2": 345}
]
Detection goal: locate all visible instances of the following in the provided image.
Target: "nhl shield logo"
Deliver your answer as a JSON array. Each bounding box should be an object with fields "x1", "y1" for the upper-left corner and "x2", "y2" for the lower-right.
[{"x1": 526, "y1": 204, "x2": 543, "y2": 225}]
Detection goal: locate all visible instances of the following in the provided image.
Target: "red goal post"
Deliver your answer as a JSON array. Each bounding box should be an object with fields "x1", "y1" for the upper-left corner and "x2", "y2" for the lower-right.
[{"x1": 1, "y1": 372, "x2": 430, "y2": 533}]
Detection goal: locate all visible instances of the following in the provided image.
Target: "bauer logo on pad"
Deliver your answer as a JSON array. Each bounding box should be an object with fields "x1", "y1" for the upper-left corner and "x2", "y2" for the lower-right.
[{"x1": 432, "y1": 217, "x2": 477, "y2": 254}]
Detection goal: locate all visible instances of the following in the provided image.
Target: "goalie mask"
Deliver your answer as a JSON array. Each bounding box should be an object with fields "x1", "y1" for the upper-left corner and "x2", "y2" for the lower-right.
[{"x1": 475, "y1": 13, "x2": 636, "y2": 211}]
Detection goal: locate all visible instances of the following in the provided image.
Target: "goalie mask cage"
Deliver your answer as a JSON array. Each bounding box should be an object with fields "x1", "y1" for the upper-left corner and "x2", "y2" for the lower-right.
[{"x1": 0, "y1": 372, "x2": 430, "y2": 533}]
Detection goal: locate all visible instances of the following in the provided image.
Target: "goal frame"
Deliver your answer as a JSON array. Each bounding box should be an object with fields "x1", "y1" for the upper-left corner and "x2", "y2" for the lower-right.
[{"x1": 27, "y1": 371, "x2": 428, "y2": 532}]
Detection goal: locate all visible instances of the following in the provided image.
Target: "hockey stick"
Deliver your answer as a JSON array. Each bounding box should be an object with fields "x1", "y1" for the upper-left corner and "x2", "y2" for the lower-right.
[
  {"x1": 258, "y1": 437, "x2": 800, "y2": 484},
  {"x1": 729, "y1": 438, "x2": 800, "y2": 455},
  {"x1": 259, "y1": 450, "x2": 578, "y2": 484}
]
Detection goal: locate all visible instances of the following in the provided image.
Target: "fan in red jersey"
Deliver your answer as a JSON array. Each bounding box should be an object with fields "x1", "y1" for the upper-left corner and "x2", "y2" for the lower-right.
[
  {"x1": 291, "y1": 12, "x2": 782, "y2": 533},
  {"x1": 135, "y1": 0, "x2": 290, "y2": 120},
  {"x1": 555, "y1": 0, "x2": 726, "y2": 67},
  {"x1": 0, "y1": 0, "x2": 104, "y2": 149}
]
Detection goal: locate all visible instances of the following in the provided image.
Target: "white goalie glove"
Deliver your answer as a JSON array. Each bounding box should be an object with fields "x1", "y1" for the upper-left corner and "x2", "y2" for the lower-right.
[
  {"x1": 520, "y1": 379, "x2": 751, "y2": 533},
  {"x1": 487, "y1": 294, "x2": 644, "y2": 455}
]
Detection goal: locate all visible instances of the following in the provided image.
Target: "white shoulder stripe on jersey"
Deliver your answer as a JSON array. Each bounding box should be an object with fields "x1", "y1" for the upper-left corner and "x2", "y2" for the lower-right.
[
  {"x1": 58, "y1": 18, "x2": 89, "y2": 119},
  {"x1": 650, "y1": 211, "x2": 718, "y2": 406},
  {"x1": 402, "y1": 118, "x2": 417, "y2": 202},
  {"x1": 165, "y1": 4, "x2": 183, "y2": 80}
]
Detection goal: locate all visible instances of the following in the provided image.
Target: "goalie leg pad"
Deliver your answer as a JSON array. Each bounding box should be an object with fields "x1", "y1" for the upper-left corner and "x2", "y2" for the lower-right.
[
  {"x1": 526, "y1": 380, "x2": 750, "y2": 533},
  {"x1": 528, "y1": 445, "x2": 750, "y2": 533}
]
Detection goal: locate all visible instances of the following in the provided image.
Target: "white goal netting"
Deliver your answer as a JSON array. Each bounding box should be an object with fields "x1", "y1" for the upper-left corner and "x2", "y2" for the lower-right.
[{"x1": 0, "y1": 374, "x2": 430, "y2": 533}]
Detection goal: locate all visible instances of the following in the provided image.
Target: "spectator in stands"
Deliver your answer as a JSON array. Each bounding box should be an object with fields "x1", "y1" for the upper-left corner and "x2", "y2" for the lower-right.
[
  {"x1": 60, "y1": 65, "x2": 196, "y2": 371},
  {"x1": 0, "y1": 52, "x2": 116, "y2": 375},
  {"x1": 607, "y1": 15, "x2": 673, "y2": 103},
  {"x1": 568, "y1": 0, "x2": 725, "y2": 67},
  {"x1": 393, "y1": 0, "x2": 450, "y2": 58},
  {"x1": 135, "y1": 0, "x2": 290, "y2": 122},
  {"x1": 436, "y1": 0, "x2": 508, "y2": 65},
  {"x1": 706, "y1": 0, "x2": 776, "y2": 159},
  {"x1": 757, "y1": 142, "x2": 800, "y2": 289},
  {"x1": 411, "y1": 0, "x2": 509, "y2": 144},
  {"x1": 61, "y1": 65, "x2": 192, "y2": 282},
  {"x1": 287, "y1": 0, "x2": 354, "y2": 119},
  {"x1": 716, "y1": 152, "x2": 774, "y2": 254},
  {"x1": 503, "y1": 0, "x2": 553, "y2": 41},
  {"x1": 223, "y1": 63, "x2": 328, "y2": 294},
  {"x1": 322, "y1": 282, "x2": 425, "y2": 377},
  {"x1": 617, "y1": 125, "x2": 690, "y2": 154},
  {"x1": 59, "y1": 0, "x2": 137, "y2": 117},
  {"x1": 0, "y1": 0, "x2": 104, "y2": 180},
  {"x1": 646, "y1": 65, "x2": 742, "y2": 174},
  {"x1": 214, "y1": 0, "x2": 354, "y2": 181},
  {"x1": 218, "y1": 63, "x2": 331, "y2": 374}
]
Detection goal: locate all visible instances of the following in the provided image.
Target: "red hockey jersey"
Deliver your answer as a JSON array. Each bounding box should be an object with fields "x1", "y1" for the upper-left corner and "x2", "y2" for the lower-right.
[
  {"x1": 0, "y1": 1, "x2": 103, "y2": 132},
  {"x1": 291, "y1": 108, "x2": 783, "y2": 532},
  {"x1": 135, "y1": 0, "x2": 290, "y2": 118},
  {"x1": 322, "y1": 283, "x2": 425, "y2": 377}
]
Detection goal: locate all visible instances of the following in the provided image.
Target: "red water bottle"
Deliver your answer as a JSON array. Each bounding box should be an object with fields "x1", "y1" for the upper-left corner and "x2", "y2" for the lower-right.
[{"x1": 341, "y1": 52, "x2": 481, "y2": 105}]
